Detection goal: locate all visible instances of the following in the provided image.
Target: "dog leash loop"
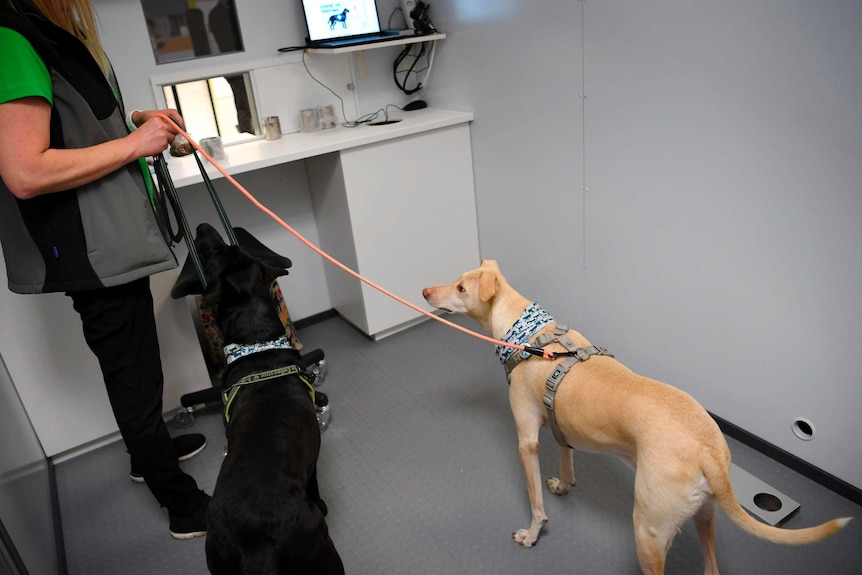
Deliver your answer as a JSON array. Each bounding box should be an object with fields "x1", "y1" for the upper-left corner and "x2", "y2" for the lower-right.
[
  {"x1": 191, "y1": 150, "x2": 239, "y2": 246},
  {"x1": 150, "y1": 116, "x2": 243, "y2": 291},
  {"x1": 151, "y1": 153, "x2": 205, "y2": 286}
]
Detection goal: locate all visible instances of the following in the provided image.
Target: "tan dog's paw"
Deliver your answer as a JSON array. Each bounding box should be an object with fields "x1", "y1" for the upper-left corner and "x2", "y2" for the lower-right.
[
  {"x1": 512, "y1": 515, "x2": 547, "y2": 548},
  {"x1": 512, "y1": 529, "x2": 537, "y2": 548},
  {"x1": 546, "y1": 476, "x2": 573, "y2": 495}
]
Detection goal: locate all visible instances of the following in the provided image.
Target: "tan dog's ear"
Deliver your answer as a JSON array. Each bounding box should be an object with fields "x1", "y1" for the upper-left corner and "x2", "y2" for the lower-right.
[
  {"x1": 478, "y1": 270, "x2": 498, "y2": 302},
  {"x1": 480, "y1": 259, "x2": 499, "y2": 271}
]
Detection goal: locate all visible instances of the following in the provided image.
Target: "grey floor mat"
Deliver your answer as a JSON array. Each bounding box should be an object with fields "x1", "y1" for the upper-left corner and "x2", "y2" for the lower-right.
[{"x1": 55, "y1": 315, "x2": 862, "y2": 574}]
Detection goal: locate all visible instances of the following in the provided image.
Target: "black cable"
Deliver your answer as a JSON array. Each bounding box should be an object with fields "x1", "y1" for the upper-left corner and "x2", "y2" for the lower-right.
[
  {"x1": 388, "y1": 7, "x2": 403, "y2": 29},
  {"x1": 300, "y1": 51, "x2": 407, "y2": 127},
  {"x1": 300, "y1": 50, "x2": 352, "y2": 126},
  {"x1": 393, "y1": 42, "x2": 428, "y2": 95}
]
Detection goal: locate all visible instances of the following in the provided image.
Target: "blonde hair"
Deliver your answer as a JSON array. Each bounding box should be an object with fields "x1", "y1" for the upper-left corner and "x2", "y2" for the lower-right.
[{"x1": 13, "y1": 0, "x2": 110, "y2": 77}]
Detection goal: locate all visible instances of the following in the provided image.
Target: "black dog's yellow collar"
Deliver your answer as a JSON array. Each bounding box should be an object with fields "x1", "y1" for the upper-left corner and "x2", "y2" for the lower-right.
[{"x1": 222, "y1": 364, "x2": 315, "y2": 424}]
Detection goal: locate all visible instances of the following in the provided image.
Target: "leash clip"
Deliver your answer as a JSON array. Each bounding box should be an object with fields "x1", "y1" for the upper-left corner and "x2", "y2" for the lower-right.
[
  {"x1": 521, "y1": 346, "x2": 548, "y2": 359},
  {"x1": 547, "y1": 347, "x2": 591, "y2": 361}
]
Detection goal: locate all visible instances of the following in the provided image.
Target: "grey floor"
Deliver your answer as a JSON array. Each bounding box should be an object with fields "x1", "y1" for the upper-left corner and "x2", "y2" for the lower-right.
[{"x1": 55, "y1": 314, "x2": 862, "y2": 574}]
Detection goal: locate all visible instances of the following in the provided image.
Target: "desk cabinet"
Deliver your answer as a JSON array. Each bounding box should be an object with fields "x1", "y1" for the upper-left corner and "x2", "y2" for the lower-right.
[{"x1": 307, "y1": 123, "x2": 479, "y2": 338}]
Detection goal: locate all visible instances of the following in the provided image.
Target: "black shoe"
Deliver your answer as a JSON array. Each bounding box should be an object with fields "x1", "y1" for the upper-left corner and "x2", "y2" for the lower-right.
[
  {"x1": 169, "y1": 493, "x2": 210, "y2": 540},
  {"x1": 129, "y1": 433, "x2": 208, "y2": 483},
  {"x1": 174, "y1": 433, "x2": 208, "y2": 461}
]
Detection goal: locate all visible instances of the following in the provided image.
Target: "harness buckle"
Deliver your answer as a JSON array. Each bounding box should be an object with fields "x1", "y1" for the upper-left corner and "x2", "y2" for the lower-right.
[
  {"x1": 546, "y1": 367, "x2": 567, "y2": 390},
  {"x1": 574, "y1": 347, "x2": 591, "y2": 361}
]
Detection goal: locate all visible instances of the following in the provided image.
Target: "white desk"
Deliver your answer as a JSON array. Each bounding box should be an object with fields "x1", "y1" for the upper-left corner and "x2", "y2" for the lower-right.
[
  {"x1": 165, "y1": 108, "x2": 472, "y2": 187},
  {"x1": 169, "y1": 108, "x2": 480, "y2": 339}
]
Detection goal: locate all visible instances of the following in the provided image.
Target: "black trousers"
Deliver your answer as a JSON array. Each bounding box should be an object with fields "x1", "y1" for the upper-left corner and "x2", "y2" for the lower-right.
[{"x1": 68, "y1": 277, "x2": 204, "y2": 516}]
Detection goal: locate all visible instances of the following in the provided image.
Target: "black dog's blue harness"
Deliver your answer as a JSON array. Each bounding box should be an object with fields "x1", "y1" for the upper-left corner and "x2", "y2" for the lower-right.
[
  {"x1": 497, "y1": 304, "x2": 613, "y2": 448},
  {"x1": 221, "y1": 338, "x2": 315, "y2": 425}
]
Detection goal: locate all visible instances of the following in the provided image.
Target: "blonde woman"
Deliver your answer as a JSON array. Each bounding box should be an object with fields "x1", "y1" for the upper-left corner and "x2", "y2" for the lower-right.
[{"x1": 0, "y1": 0, "x2": 210, "y2": 539}]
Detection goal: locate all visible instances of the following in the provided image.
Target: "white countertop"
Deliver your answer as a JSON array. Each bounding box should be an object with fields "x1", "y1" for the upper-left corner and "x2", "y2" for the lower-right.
[{"x1": 163, "y1": 107, "x2": 473, "y2": 188}]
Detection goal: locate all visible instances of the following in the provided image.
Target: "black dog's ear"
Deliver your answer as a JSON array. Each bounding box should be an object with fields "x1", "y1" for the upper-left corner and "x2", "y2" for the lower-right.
[
  {"x1": 200, "y1": 279, "x2": 222, "y2": 309},
  {"x1": 259, "y1": 254, "x2": 292, "y2": 272},
  {"x1": 262, "y1": 262, "x2": 290, "y2": 285},
  {"x1": 233, "y1": 227, "x2": 292, "y2": 271},
  {"x1": 174, "y1": 224, "x2": 232, "y2": 299}
]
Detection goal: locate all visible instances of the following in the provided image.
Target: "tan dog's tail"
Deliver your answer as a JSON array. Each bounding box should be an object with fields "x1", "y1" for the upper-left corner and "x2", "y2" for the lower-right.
[{"x1": 702, "y1": 454, "x2": 851, "y2": 545}]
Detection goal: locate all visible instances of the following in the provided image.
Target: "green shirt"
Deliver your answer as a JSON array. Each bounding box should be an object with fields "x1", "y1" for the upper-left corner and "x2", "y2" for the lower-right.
[{"x1": 0, "y1": 26, "x2": 53, "y2": 105}]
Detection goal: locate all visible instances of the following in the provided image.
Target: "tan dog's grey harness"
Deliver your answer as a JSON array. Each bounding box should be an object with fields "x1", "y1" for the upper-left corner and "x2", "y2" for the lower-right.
[{"x1": 499, "y1": 307, "x2": 613, "y2": 448}]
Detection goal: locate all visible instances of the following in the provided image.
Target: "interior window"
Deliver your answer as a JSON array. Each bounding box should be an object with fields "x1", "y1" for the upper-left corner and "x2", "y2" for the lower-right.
[
  {"x1": 162, "y1": 72, "x2": 259, "y2": 144},
  {"x1": 141, "y1": 0, "x2": 244, "y2": 65}
]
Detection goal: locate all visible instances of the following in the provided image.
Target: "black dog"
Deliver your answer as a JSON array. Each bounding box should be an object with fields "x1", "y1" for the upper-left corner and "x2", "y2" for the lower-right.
[
  {"x1": 195, "y1": 223, "x2": 344, "y2": 575},
  {"x1": 328, "y1": 8, "x2": 349, "y2": 29}
]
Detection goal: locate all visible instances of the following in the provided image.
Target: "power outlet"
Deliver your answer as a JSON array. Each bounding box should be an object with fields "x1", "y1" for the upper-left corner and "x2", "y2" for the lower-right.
[{"x1": 400, "y1": 0, "x2": 417, "y2": 29}]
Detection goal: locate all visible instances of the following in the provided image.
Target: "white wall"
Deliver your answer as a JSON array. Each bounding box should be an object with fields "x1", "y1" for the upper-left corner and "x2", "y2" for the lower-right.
[
  {"x1": 415, "y1": 0, "x2": 862, "y2": 490},
  {"x1": 585, "y1": 0, "x2": 862, "y2": 490}
]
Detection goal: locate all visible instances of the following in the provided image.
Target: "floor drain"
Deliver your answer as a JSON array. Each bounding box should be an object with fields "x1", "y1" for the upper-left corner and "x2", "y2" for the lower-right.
[
  {"x1": 753, "y1": 492, "x2": 783, "y2": 512},
  {"x1": 729, "y1": 464, "x2": 799, "y2": 525}
]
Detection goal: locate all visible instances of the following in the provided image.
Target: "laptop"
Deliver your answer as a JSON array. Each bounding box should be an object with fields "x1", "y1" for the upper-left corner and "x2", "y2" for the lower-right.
[{"x1": 301, "y1": 0, "x2": 400, "y2": 49}]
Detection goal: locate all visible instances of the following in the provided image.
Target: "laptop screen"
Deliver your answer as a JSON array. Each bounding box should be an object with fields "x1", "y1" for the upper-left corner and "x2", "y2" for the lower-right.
[{"x1": 301, "y1": 0, "x2": 384, "y2": 43}]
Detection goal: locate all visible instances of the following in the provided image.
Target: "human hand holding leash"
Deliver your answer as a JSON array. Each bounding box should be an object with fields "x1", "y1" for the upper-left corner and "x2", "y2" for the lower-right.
[{"x1": 128, "y1": 108, "x2": 185, "y2": 157}]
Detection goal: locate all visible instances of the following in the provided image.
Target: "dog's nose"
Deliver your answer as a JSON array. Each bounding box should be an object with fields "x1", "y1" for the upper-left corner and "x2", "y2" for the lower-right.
[{"x1": 422, "y1": 288, "x2": 430, "y2": 299}]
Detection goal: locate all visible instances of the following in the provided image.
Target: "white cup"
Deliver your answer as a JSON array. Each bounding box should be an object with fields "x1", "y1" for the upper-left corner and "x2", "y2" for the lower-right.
[
  {"x1": 300, "y1": 108, "x2": 319, "y2": 133},
  {"x1": 262, "y1": 116, "x2": 282, "y2": 140}
]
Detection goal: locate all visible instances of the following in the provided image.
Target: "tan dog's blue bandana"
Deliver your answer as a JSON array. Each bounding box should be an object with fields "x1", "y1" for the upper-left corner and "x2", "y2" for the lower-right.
[
  {"x1": 223, "y1": 336, "x2": 293, "y2": 365},
  {"x1": 495, "y1": 302, "x2": 554, "y2": 364}
]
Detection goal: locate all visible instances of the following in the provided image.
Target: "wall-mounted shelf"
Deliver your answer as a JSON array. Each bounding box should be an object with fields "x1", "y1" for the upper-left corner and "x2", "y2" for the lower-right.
[{"x1": 305, "y1": 32, "x2": 445, "y2": 55}]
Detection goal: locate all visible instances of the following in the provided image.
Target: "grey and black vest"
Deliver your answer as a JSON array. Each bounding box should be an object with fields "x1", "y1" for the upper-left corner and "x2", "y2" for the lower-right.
[{"x1": 0, "y1": 5, "x2": 176, "y2": 294}]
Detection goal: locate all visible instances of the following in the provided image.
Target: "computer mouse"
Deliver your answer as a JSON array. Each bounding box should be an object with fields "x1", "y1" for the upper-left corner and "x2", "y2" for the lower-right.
[{"x1": 403, "y1": 99, "x2": 428, "y2": 111}]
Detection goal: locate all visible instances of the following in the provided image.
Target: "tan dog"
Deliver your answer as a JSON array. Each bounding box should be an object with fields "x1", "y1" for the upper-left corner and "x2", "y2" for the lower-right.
[{"x1": 422, "y1": 260, "x2": 849, "y2": 575}]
